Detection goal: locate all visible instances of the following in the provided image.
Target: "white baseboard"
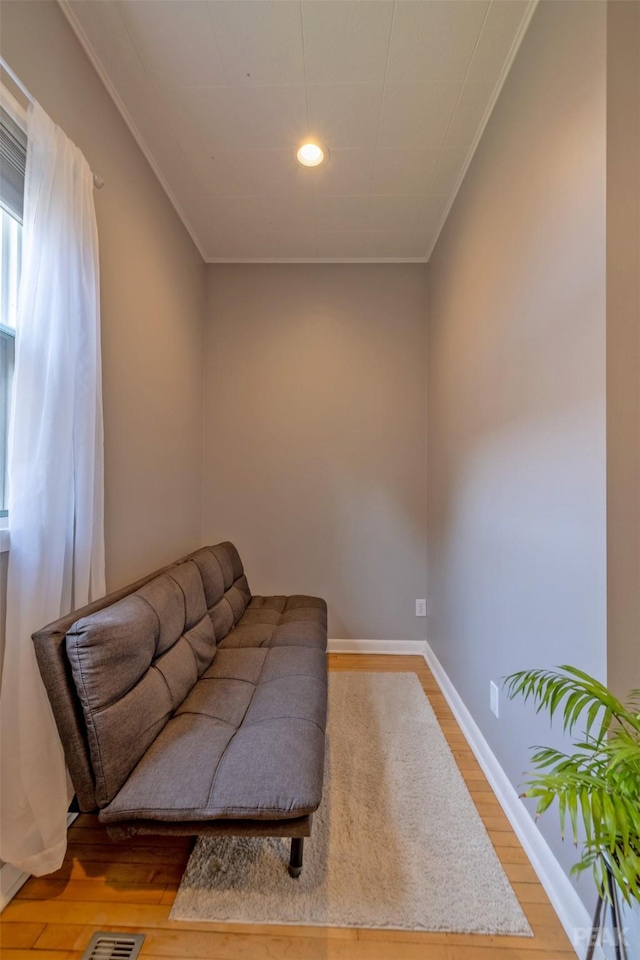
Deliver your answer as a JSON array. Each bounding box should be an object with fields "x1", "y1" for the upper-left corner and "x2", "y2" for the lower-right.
[
  {"x1": 328, "y1": 639, "x2": 427, "y2": 655},
  {"x1": 423, "y1": 641, "x2": 605, "y2": 960},
  {"x1": 0, "y1": 812, "x2": 78, "y2": 912},
  {"x1": 0, "y1": 860, "x2": 30, "y2": 911}
]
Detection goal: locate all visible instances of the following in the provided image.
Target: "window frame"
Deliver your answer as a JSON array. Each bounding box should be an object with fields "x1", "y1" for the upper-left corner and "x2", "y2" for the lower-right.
[
  {"x1": 0, "y1": 318, "x2": 16, "y2": 520},
  {"x1": 0, "y1": 83, "x2": 26, "y2": 526}
]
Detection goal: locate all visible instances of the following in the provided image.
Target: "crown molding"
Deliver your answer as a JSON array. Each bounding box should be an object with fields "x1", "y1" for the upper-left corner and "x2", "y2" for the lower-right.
[
  {"x1": 57, "y1": 0, "x2": 208, "y2": 262},
  {"x1": 206, "y1": 257, "x2": 428, "y2": 265},
  {"x1": 424, "y1": 0, "x2": 539, "y2": 263},
  {"x1": 58, "y1": 0, "x2": 537, "y2": 268}
]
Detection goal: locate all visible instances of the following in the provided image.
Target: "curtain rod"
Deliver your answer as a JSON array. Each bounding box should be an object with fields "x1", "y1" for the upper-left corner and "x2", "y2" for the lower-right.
[{"x1": 0, "y1": 55, "x2": 104, "y2": 190}]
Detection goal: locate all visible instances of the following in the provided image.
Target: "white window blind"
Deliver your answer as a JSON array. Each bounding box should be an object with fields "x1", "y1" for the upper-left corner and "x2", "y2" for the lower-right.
[{"x1": 0, "y1": 105, "x2": 26, "y2": 223}]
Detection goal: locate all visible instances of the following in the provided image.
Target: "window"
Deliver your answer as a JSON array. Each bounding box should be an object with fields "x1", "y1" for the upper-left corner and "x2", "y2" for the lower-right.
[{"x1": 0, "y1": 98, "x2": 26, "y2": 518}]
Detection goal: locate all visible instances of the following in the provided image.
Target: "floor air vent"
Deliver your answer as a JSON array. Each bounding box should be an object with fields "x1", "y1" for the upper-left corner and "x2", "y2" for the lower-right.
[{"x1": 80, "y1": 932, "x2": 145, "y2": 960}]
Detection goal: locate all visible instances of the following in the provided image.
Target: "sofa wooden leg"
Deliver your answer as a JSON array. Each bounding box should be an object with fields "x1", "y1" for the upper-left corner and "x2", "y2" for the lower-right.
[{"x1": 288, "y1": 837, "x2": 304, "y2": 878}]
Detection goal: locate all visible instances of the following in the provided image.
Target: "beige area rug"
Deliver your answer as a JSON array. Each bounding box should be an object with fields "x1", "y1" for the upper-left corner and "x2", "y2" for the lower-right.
[{"x1": 170, "y1": 672, "x2": 532, "y2": 935}]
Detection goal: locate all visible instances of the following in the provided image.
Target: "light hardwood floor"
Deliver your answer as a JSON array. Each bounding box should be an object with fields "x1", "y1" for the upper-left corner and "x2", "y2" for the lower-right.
[{"x1": 0, "y1": 654, "x2": 575, "y2": 959}]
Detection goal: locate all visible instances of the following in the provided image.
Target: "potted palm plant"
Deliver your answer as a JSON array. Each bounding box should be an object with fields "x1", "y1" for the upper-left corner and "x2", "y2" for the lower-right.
[{"x1": 505, "y1": 666, "x2": 640, "y2": 960}]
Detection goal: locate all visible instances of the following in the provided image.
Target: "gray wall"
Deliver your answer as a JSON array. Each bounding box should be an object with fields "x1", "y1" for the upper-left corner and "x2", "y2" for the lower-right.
[
  {"x1": 607, "y1": 7, "x2": 640, "y2": 943},
  {"x1": 203, "y1": 263, "x2": 428, "y2": 642},
  {"x1": 606, "y1": 0, "x2": 640, "y2": 701},
  {"x1": 0, "y1": 552, "x2": 6, "y2": 680},
  {"x1": 0, "y1": 0, "x2": 206, "y2": 592},
  {"x1": 426, "y1": 0, "x2": 607, "y2": 908}
]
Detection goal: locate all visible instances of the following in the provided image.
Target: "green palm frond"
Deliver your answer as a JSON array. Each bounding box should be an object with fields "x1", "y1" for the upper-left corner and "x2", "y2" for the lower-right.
[{"x1": 505, "y1": 666, "x2": 640, "y2": 906}]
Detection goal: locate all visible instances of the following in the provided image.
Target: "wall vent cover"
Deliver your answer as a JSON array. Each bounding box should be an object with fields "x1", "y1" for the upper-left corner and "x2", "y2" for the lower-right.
[{"x1": 80, "y1": 932, "x2": 145, "y2": 960}]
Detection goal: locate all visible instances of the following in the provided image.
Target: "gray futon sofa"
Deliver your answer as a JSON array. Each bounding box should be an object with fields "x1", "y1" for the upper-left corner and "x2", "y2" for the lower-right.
[{"x1": 33, "y1": 542, "x2": 328, "y2": 877}]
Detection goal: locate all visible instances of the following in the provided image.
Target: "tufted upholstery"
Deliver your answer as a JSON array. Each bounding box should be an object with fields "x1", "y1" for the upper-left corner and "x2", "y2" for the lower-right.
[
  {"x1": 99, "y1": 646, "x2": 327, "y2": 823},
  {"x1": 66, "y1": 559, "x2": 217, "y2": 807},
  {"x1": 220, "y1": 595, "x2": 327, "y2": 650},
  {"x1": 188, "y1": 543, "x2": 252, "y2": 642},
  {"x1": 44, "y1": 542, "x2": 328, "y2": 829}
]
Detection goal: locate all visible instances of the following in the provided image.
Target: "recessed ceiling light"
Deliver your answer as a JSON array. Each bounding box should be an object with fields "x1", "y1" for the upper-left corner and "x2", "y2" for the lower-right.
[{"x1": 296, "y1": 141, "x2": 328, "y2": 167}]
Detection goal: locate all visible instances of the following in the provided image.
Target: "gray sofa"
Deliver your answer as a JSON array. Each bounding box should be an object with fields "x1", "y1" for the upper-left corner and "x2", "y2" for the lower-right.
[{"x1": 33, "y1": 542, "x2": 328, "y2": 877}]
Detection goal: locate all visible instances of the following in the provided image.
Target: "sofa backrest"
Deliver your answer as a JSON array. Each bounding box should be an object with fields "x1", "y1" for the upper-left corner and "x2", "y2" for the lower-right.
[
  {"x1": 189, "y1": 542, "x2": 251, "y2": 640},
  {"x1": 32, "y1": 542, "x2": 250, "y2": 811}
]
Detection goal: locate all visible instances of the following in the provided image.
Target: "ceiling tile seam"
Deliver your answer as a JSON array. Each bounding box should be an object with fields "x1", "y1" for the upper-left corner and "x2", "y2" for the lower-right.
[
  {"x1": 125, "y1": 0, "x2": 241, "y2": 257},
  {"x1": 298, "y1": 0, "x2": 318, "y2": 252},
  {"x1": 59, "y1": 0, "x2": 538, "y2": 265},
  {"x1": 299, "y1": 0, "x2": 311, "y2": 134},
  {"x1": 110, "y1": 0, "x2": 228, "y2": 240},
  {"x1": 186, "y1": 2, "x2": 259, "y2": 251},
  {"x1": 418, "y1": 0, "x2": 492, "y2": 222},
  {"x1": 153, "y1": 80, "x2": 390, "y2": 93},
  {"x1": 364, "y1": 0, "x2": 397, "y2": 230},
  {"x1": 57, "y1": 0, "x2": 208, "y2": 262},
  {"x1": 423, "y1": 0, "x2": 539, "y2": 262},
  {"x1": 284, "y1": 0, "x2": 536, "y2": 260},
  {"x1": 202, "y1": 145, "x2": 396, "y2": 158},
  {"x1": 204, "y1": 194, "x2": 430, "y2": 208},
  {"x1": 191, "y1": 5, "x2": 248, "y2": 198},
  {"x1": 112, "y1": 0, "x2": 157, "y2": 89},
  {"x1": 203, "y1": 1, "x2": 233, "y2": 89}
]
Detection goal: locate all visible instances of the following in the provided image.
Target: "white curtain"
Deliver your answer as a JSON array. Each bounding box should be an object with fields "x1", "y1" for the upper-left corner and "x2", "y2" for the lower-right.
[{"x1": 0, "y1": 103, "x2": 105, "y2": 876}]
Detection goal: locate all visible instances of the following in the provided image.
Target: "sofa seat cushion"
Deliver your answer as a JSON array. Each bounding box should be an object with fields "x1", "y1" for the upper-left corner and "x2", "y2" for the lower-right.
[
  {"x1": 218, "y1": 595, "x2": 327, "y2": 651},
  {"x1": 99, "y1": 646, "x2": 327, "y2": 824}
]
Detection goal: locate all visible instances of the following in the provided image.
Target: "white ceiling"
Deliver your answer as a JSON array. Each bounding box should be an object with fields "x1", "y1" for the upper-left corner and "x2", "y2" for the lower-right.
[{"x1": 62, "y1": 0, "x2": 535, "y2": 263}]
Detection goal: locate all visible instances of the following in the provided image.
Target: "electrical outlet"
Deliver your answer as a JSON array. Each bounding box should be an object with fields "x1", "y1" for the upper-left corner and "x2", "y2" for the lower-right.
[
  {"x1": 490, "y1": 681, "x2": 500, "y2": 718},
  {"x1": 415, "y1": 599, "x2": 427, "y2": 617}
]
